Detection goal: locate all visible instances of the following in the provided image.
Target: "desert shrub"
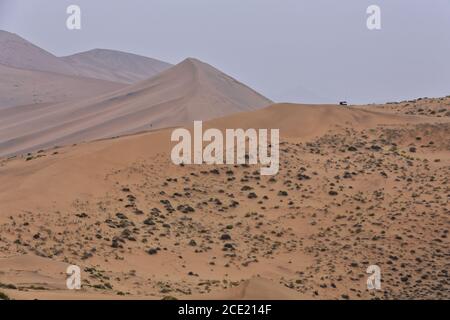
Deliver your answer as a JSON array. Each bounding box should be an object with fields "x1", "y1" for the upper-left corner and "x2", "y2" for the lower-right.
[{"x1": 0, "y1": 291, "x2": 10, "y2": 300}]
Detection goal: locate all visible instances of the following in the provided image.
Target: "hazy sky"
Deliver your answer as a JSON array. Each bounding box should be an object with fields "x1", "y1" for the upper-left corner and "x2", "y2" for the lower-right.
[{"x1": 1, "y1": 0, "x2": 450, "y2": 104}]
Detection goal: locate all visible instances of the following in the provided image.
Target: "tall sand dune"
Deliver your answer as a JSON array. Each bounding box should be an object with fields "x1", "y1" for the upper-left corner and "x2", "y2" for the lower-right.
[
  {"x1": 0, "y1": 58, "x2": 272, "y2": 157},
  {"x1": 0, "y1": 30, "x2": 78, "y2": 75}
]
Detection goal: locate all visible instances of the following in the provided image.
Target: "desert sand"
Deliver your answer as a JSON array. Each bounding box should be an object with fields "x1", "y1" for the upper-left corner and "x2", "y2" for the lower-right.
[{"x1": 0, "y1": 101, "x2": 448, "y2": 300}]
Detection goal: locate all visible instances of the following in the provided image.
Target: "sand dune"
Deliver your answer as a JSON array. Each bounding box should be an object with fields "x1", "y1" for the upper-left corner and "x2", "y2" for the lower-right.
[
  {"x1": 0, "y1": 104, "x2": 441, "y2": 203},
  {"x1": 62, "y1": 49, "x2": 172, "y2": 84},
  {"x1": 0, "y1": 30, "x2": 176, "y2": 110},
  {"x1": 0, "y1": 30, "x2": 172, "y2": 83},
  {"x1": 206, "y1": 103, "x2": 435, "y2": 138},
  {"x1": 0, "y1": 30, "x2": 174, "y2": 110},
  {"x1": 0, "y1": 58, "x2": 272, "y2": 158},
  {"x1": 0, "y1": 63, "x2": 125, "y2": 108},
  {"x1": 0, "y1": 30, "x2": 78, "y2": 75},
  {"x1": 0, "y1": 101, "x2": 448, "y2": 300}
]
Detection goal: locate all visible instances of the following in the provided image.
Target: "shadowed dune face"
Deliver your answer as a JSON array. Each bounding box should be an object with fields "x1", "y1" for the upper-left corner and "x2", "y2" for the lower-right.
[
  {"x1": 0, "y1": 63, "x2": 125, "y2": 109},
  {"x1": 0, "y1": 31, "x2": 172, "y2": 84},
  {"x1": 0, "y1": 102, "x2": 448, "y2": 300},
  {"x1": 0, "y1": 30, "x2": 173, "y2": 111},
  {"x1": 0, "y1": 58, "x2": 272, "y2": 158},
  {"x1": 61, "y1": 49, "x2": 173, "y2": 84},
  {"x1": 0, "y1": 30, "x2": 78, "y2": 75}
]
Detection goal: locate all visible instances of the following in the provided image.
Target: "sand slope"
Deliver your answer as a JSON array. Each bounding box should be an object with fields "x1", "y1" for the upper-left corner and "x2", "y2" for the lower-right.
[
  {"x1": 0, "y1": 30, "x2": 78, "y2": 75},
  {"x1": 0, "y1": 103, "x2": 439, "y2": 204},
  {"x1": 0, "y1": 58, "x2": 272, "y2": 157},
  {"x1": 62, "y1": 49, "x2": 172, "y2": 84},
  {"x1": 0, "y1": 63, "x2": 125, "y2": 108},
  {"x1": 0, "y1": 255, "x2": 69, "y2": 291},
  {"x1": 206, "y1": 103, "x2": 434, "y2": 138}
]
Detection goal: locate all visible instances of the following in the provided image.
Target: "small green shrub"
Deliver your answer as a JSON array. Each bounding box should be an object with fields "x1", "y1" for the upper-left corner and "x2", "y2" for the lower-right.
[{"x1": 0, "y1": 291, "x2": 10, "y2": 300}]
